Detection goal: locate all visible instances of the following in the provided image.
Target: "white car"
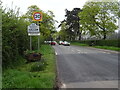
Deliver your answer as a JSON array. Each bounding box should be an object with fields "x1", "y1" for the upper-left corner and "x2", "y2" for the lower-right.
[
  {"x1": 48, "y1": 41, "x2": 52, "y2": 44},
  {"x1": 59, "y1": 41, "x2": 64, "y2": 45},
  {"x1": 63, "y1": 41, "x2": 70, "y2": 46}
]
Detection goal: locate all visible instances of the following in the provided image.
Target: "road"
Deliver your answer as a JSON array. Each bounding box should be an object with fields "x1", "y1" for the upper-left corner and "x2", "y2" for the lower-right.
[{"x1": 53, "y1": 45, "x2": 119, "y2": 88}]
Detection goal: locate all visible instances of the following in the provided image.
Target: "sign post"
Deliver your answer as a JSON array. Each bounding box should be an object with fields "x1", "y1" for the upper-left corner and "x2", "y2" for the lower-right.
[
  {"x1": 27, "y1": 12, "x2": 42, "y2": 50},
  {"x1": 38, "y1": 36, "x2": 40, "y2": 50},
  {"x1": 30, "y1": 36, "x2": 32, "y2": 50},
  {"x1": 28, "y1": 23, "x2": 40, "y2": 50}
]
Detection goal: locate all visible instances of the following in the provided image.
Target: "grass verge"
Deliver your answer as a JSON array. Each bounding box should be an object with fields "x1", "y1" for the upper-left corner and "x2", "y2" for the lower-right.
[
  {"x1": 71, "y1": 42, "x2": 88, "y2": 46},
  {"x1": 93, "y1": 46, "x2": 120, "y2": 51},
  {"x1": 2, "y1": 45, "x2": 56, "y2": 88},
  {"x1": 71, "y1": 42, "x2": 120, "y2": 51}
]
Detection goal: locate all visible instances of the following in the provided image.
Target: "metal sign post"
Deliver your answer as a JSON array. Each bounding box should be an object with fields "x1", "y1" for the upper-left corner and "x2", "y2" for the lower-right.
[
  {"x1": 37, "y1": 34, "x2": 40, "y2": 51},
  {"x1": 27, "y1": 23, "x2": 40, "y2": 50},
  {"x1": 30, "y1": 36, "x2": 32, "y2": 50},
  {"x1": 37, "y1": 21, "x2": 40, "y2": 50},
  {"x1": 27, "y1": 12, "x2": 42, "y2": 51}
]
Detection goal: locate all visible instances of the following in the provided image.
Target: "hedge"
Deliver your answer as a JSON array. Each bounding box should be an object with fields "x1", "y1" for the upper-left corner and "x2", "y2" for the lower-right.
[{"x1": 72, "y1": 39, "x2": 120, "y2": 47}]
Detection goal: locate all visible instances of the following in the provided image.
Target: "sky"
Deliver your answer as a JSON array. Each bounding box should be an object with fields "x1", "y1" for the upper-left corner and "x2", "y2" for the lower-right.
[
  {"x1": 2, "y1": 0, "x2": 88, "y2": 30},
  {"x1": 2, "y1": 0, "x2": 120, "y2": 31}
]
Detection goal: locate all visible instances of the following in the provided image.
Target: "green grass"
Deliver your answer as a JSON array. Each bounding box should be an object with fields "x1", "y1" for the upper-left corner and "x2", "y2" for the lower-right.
[
  {"x1": 71, "y1": 42, "x2": 120, "y2": 51},
  {"x1": 2, "y1": 45, "x2": 56, "y2": 88},
  {"x1": 93, "y1": 46, "x2": 120, "y2": 51},
  {"x1": 71, "y1": 42, "x2": 88, "y2": 46}
]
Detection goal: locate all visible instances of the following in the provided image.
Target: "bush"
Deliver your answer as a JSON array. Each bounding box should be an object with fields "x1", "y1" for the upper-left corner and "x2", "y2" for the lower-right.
[
  {"x1": 2, "y1": 8, "x2": 29, "y2": 69},
  {"x1": 30, "y1": 62, "x2": 44, "y2": 72},
  {"x1": 30, "y1": 59, "x2": 47, "y2": 72},
  {"x1": 95, "y1": 40, "x2": 119, "y2": 47}
]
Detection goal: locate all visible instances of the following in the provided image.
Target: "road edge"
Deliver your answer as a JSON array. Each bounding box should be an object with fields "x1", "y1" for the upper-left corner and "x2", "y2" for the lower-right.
[{"x1": 52, "y1": 46, "x2": 62, "y2": 89}]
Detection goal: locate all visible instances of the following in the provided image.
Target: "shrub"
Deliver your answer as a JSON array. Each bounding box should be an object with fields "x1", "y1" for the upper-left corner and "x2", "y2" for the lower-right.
[
  {"x1": 30, "y1": 59, "x2": 47, "y2": 72},
  {"x1": 2, "y1": 8, "x2": 29, "y2": 69}
]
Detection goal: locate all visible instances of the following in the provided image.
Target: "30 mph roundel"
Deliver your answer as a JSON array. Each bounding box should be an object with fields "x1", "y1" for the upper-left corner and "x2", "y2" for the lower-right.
[{"x1": 33, "y1": 12, "x2": 42, "y2": 21}]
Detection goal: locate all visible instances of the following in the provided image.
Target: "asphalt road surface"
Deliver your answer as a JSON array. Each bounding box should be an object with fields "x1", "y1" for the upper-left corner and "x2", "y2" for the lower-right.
[{"x1": 53, "y1": 45, "x2": 119, "y2": 88}]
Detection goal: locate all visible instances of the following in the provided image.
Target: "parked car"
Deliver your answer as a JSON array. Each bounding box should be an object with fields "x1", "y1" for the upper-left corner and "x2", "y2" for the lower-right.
[
  {"x1": 63, "y1": 41, "x2": 70, "y2": 46},
  {"x1": 51, "y1": 41, "x2": 56, "y2": 45},
  {"x1": 44, "y1": 41, "x2": 51, "y2": 44},
  {"x1": 59, "y1": 41, "x2": 64, "y2": 45},
  {"x1": 48, "y1": 41, "x2": 52, "y2": 44},
  {"x1": 44, "y1": 41, "x2": 49, "y2": 44},
  {"x1": 44, "y1": 41, "x2": 47, "y2": 44}
]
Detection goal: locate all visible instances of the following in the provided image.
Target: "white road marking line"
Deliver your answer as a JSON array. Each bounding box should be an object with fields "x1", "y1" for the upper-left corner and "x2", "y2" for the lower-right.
[
  {"x1": 103, "y1": 52, "x2": 111, "y2": 54},
  {"x1": 62, "y1": 83, "x2": 66, "y2": 88},
  {"x1": 82, "y1": 52, "x2": 88, "y2": 54},
  {"x1": 55, "y1": 52, "x2": 58, "y2": 55}
]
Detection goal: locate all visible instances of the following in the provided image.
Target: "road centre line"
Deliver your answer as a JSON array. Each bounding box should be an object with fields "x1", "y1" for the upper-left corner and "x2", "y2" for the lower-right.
[
  {"x1": 83, "y1": 52, "x2": 87, "y2": 54},
  {"x1": 106, "y1": 52, "x2": 111, "y2": 54},
  {"x1": 103, "y1": 52, "x2": 111, "y2": 54},
  {"x1": 77, "y1": 52, "x2": 88, "y2": 54},
  {"x1": 55, "y1": 52, "x2": 58, "y2": 55},
  {"x1": 72, "y1": 50, "x2": 74, "y2": 52},
  {"x1": 61, "y1": 83, "x2": 66, "y2": 88}
]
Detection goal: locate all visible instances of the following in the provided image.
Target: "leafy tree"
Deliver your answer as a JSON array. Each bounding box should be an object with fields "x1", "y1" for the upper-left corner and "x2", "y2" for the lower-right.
[
  {"x1": 23, "y1": 5, "x2": 41, "y2": 22},
  {"x1": 58, "y1": 22, "x2": 68, "y2": 40},
  {"x1": 58, "y1": 8, "x2": 82, "y2": 40},
  {"x1": 79, "y1": 1, "x2": 119, "y2": 40},
  {"x1": 24, "y1": 5, "x2": 56, "y2": 42},
  {"x1": 65, "y1": 8, "x2": 82, "y2": 40}
]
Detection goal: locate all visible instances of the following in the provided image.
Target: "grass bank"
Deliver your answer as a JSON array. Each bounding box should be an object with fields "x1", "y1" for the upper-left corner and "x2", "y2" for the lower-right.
[
  {"x1": 71, "y1": 42, "x2": 88, "y2": 46},
  {"x1": 93, "y1": 46, "x2": 120, "y2": 51},
  {"x1": 2, "y1": 45, "x2": 56, "y2": 88},
  {"x1": 71, "y1": 42, "x2": 120, "y2": 51}
]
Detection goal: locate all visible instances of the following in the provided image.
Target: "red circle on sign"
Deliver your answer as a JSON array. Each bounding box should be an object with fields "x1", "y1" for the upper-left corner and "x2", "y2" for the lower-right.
[{"x1": 33, "y1": 12, "x2": 42, "y2": 21}]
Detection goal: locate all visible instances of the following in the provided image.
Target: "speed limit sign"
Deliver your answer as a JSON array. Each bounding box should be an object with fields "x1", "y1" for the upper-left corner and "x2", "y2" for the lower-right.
[{"x1": 33, "y1": 12, "x2": 42, "y2": 21}]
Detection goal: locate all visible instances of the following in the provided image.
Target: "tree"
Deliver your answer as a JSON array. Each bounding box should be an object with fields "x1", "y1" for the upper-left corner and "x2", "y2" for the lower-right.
[
  {"x1": 23, "y1": 5, "x2": 41, "y2": 22},
  {"x1": 65, "y1": 8, "x2": 82, "y2": 40},
  {"x1": 58, "y1": 8, "x2": 82, "y2": 41},
  {"x1": 79, "y1": 1, "x2": 119, "y2": 40},
  {"x1": 58, "y1": 22, "x2": 68, "y2": 40},
  {"x1": 24, "y1": 5, "x2": 56, "y2": 41}
]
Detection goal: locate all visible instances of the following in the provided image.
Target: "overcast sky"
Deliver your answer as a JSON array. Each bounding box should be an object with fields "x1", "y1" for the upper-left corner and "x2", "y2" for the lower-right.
[
  {"x1": 2, "y1": 0, "x2": 119, "y2": 31},
  {"x1": 2, "y1": 0, "x2": 88, "y2": 30}
]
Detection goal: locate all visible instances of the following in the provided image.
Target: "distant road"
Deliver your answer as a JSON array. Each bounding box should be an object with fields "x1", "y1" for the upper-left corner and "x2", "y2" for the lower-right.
[{"x1": 53, "y1": 45, "x2": 118, "y2": 88}]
